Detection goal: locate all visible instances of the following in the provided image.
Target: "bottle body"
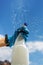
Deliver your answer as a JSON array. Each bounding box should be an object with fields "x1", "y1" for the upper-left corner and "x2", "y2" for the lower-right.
[{"x1": 11, "y1": 34, "x2": 29, "y2": 65}]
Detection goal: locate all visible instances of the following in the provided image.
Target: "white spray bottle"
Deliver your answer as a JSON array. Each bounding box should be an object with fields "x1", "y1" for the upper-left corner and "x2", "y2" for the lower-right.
[{"x1": 11, "y1": 33, "x2": 29, "y2": 65}]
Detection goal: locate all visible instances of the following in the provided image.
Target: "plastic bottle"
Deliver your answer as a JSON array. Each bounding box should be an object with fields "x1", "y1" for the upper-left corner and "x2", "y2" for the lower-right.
[{"x1": 11, "y1": 33, "x2": 29, "y2": 65}]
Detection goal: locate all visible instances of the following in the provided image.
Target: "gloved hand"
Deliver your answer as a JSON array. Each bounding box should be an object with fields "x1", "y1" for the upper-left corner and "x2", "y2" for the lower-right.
[
  {"x1": 8, "y1": 25, "x2": 29, "y2": 47},
  {"x1": 16, "y1": 26, "x2": 29, "y2": 41}
]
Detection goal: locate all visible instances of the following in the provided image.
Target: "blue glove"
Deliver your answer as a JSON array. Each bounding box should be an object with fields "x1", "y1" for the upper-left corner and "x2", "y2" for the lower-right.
[
  {"x1": 8, "y1": 26, "x2": 29, "y2": 47},
  {"x1": 17, "y1": 26, "x2": 29, "y2": 41}
]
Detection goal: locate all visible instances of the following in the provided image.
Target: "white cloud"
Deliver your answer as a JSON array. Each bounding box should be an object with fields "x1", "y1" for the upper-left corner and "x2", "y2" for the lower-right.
[
  {"x1": 0, "y1": 34, "x2": 4, "y2": 38},
  {"x1": 0, "y1": 41, "x2": 43, "y2": 61},
  {"x1": 27, "y1": 41, "x2": 43, "y2": 53},
  {"x1": 0, "y1": 46, "x2": 12, "y2": 61}
]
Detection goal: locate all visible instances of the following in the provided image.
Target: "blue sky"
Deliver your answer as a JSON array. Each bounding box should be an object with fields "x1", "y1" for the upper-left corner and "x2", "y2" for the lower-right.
[
  {"x1": 0, "y1": 0, "x2": 43, "y2": 41},
  {"x1": 0, "y1": 0, "x2": 43, "y2": 65}
]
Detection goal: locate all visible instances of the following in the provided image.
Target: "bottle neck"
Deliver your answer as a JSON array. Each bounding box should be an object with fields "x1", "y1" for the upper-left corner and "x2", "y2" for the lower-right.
[{"x1": 15, "y1": 33, "x2": 25, "y2": 45}]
